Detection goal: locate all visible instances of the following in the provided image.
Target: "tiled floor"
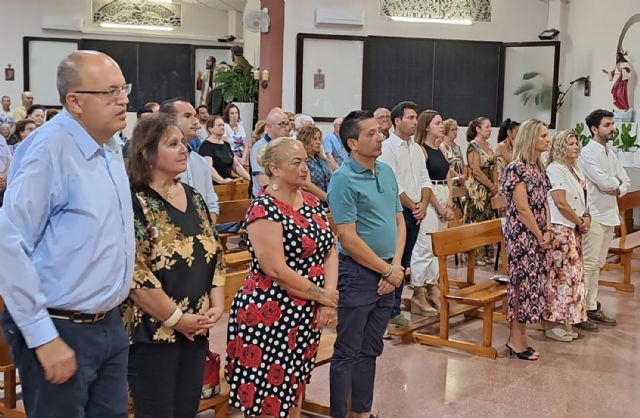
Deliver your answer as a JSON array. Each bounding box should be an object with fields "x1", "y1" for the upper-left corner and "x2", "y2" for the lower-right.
[{"x1": 209, "y1": 256, "x2": 640, "y2": 418}]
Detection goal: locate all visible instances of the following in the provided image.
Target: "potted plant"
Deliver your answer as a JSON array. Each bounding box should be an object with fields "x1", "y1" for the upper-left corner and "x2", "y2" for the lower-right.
[
  {"x1": 574, "y1": 122, "x2": 592, "y2": 147},
  {"x1": 215, "y1": 67, "x2": 258, "y2": 135},
  {"x1": 613, "y1": 122, "x2": 638, "y2": 166}
]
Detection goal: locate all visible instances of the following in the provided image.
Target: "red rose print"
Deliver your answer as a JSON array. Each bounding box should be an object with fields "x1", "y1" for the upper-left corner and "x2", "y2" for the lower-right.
[
  {"x1": 225, "y1": 359, "x2": 235, "y2": 379},
  {"x1": 287, "y1": 327, "x2": 299, "y2": 350},
  {"x1": 292, "y1": 212, "x2": 310, "y2": 229},
  {"x1": 304, "y1": 340, "x2": 320, "y2": 361},
  {"x1": 238, "y1": 383, "x2": 256, "y2": 409},
  {"x1": 290, "y1": 295, "x2": 307, "y2": 307},
  {"x1": 261, "y1": 395, "x2": 282, "y2": 417},
  {"x1": 295, "y1": 382, "x2": 304, "y2": 402},
  {"x1": 308, "y1": 265, "x2": 324, "y2": 278},
  {"x1": 290, "y1": 373, "x2": 298, "y2": 387},
  {"x1": 247, "y1": 204, "x2": 266, "y2": 223},
  {"x1": 226, "y1": 338, "x2": 242, "y2": 359},
  {"x1": 255, "y1": 273, "x2": 272, "y2": 291},
  {"x1": 311, "y1": 306, "x2": 319, "y2": 329},
  {"x1": 303, "y1": 192, "x2": 319, "y2": 207},
  {"x1": 240, "y1": 343, "x2": 262, "y2": 369},
  {"x1": 242, "y1": 276, "x2": 257, "y2": 295},
  {"x1": 243, "y1": 304, "x2": 262, "y2": 327},
  {"x1": 312, "y1": 213, "x2": 328, "y2": 230},
  {"x1": 274, "y1": 200, "x2": 293, "y2": 216},
  {"x1": 260, "y1": 301, "x2": 282, "y2": 326},
  {"x1": 301, "y1": 235, "x2": 316, "y2": 257},
  {"x1": 266, "y1": 364, "x2": 285, "y2": 386}
]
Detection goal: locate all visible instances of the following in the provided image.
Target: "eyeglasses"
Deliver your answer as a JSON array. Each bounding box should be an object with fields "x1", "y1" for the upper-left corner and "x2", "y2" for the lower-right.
[
  {"x1": 269, "y1": 121, "x2": 291, "y2": 129},
  {"x1": 74, "y1": 84, "x2": 132, "y2": 99}
]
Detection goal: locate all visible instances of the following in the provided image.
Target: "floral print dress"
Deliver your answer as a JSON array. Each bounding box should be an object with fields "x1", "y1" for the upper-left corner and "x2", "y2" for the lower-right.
[
  {"x1": 500, "y1": 162, "x2": 551, "y2": 324},
  {"x1": 226, "y1": 191, "x2": 334, "y2": 417},
  {"x1": 464, "y1": 140, "x2": 497, "y2": 224}
]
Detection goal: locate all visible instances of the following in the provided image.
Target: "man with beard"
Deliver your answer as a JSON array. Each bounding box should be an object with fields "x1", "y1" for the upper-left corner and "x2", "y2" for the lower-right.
[
  {"x1": 196, "y1": 56, "x2": 223, "y2": 114},
  {"x1": 577, "y1": 109, "x2": 630, "y2": 332}
]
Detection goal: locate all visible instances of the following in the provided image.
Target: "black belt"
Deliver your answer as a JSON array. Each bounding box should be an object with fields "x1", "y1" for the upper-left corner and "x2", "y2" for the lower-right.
[{"x1": 48, "y1": 308, "x2": 108, "y2": 324}]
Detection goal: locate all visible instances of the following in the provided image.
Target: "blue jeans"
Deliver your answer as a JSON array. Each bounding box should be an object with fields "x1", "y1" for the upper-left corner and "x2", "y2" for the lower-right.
[
  {"x1": 330, "y1": 255, "x2": 393, "y2": 418},
  {"x1": 1, "y1": 308, "x2": 129, "y2": 418}
]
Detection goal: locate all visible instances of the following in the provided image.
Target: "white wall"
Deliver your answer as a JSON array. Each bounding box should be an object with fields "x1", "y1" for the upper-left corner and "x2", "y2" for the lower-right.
[
  {"x1": 0, "y1": 0, "x2": 230, "y2": 111},
  {"x1": 559, "y1": 1, "x2": 640, "y2": 130},
  {"x1": 242, "y1": 0, "x2": 262, "y2": 67},
  {"x1": 282, "y1": 0, "x2": 551, "y2": 113}
]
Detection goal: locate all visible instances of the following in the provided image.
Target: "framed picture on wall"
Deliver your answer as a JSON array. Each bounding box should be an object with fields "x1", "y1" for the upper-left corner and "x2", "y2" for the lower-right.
[
  {"x1": 500, "y1": 41, "x2": 560, "y2": 128},
  {"x1": 296, "y1": 34, "x2": 366, "y2": 122}
]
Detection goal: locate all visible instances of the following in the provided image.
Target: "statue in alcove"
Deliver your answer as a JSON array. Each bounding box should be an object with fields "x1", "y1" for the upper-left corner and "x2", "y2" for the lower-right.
[{"x1": 603, "y1": 50, "x2": 632, "y2": 111}]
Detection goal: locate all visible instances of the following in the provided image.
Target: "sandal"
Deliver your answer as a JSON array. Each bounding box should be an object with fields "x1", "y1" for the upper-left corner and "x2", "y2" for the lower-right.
[{"x1": 506, "y1": 344, "x2": 539, "y2": 361}]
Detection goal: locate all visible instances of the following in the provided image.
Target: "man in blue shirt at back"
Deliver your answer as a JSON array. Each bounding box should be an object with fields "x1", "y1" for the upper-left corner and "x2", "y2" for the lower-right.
[
  {"x1": 323, "y1": 117, "x2": 348, "y2": 170},
  {"x1": 0, "y1": 51, "x2": 135, "y2": 417},
  {"x1": 249, "y1": 107, "x2": 291, "y2": 196},
  {"x1": 328, "y1": 110, "x2": 406, "y2": 418}
]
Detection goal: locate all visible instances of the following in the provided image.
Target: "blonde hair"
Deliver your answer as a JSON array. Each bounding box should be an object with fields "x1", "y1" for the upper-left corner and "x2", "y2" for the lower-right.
[
  {"x1": 443, "y1": 118, "x2": 458, "y2": 136},
  {"x1": 512, "y1": 118, "x2": 547, "y2": 171},
  {"x1": 547, "y1": 130, "x2": 579, "y2": 168},
  {"x1": 297, "y1": 126, "x2": 325, "y2": 160},
  {"x1": 257, "y1": 137, "x2": 302, "y2": 177}
]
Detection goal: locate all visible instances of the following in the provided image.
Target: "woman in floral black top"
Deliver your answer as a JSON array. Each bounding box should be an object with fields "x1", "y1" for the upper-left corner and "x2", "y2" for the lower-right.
[{"x1": 123, "y1": 114, "x2": 225, "y2": 417}]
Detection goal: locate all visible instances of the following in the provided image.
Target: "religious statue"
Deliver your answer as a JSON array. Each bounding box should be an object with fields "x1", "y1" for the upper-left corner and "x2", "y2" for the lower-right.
[{"x1": 603, "y1": 50, "x2": 633, "y2": 111}]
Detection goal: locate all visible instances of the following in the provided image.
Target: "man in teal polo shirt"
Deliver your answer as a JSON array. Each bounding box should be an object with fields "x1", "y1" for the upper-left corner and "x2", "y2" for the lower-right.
[{"x1": 328, "y1": 110, "x2": 406, "y2": 418}]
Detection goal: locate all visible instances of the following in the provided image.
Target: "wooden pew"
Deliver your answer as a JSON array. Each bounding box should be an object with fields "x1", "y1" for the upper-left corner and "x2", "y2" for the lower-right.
[
  {"x1": 411, "y1": 219, "x2": 508, "y2": 359},
  {"x1": 214, "y1": 181, "x2": 249, "y2": 202},
  {"x1": 491, "y1": 194, "x2": 507, "y2": 272},
  {"x1": 601, "y1": 190, "x2": 640, "y2": 292},
  {"x1": 0, "y1": 299, "x2": 26, "y2": 418},
  {"x1": 217, "y1": 199, "x2": 250, "y2": 253}
]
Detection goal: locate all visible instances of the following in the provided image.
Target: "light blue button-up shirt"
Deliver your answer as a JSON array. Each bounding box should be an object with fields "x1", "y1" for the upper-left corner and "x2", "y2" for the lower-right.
[
  {"x1": 179, "y1": 150, "x2": 220, "y2": 215},
  {"x1": 0, "y1": 109, "x2": 135, "y2": 348}
]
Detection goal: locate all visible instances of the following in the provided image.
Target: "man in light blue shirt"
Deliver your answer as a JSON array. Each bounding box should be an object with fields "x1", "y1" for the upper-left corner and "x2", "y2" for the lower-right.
[
  {"x1": 159, "y1": 98, "x2": 220, "y2": 220},
  {"x1": 324, "y1": 117, "x2": 348, "y2": 169},
  {"x1": 0, "y1": 133, "x2": 10, "y2": 206},
  {"x1": 0, "y1": 51, "x2": 135, "y2": 417},
  {"x1": 249, "y1": 107, "x2": 291, "y2": 196}
]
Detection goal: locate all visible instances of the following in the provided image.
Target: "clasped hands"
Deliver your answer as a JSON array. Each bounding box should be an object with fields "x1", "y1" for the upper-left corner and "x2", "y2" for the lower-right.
[{"x1": 175, "y1": 307, "x2": 223, "y2": 341}]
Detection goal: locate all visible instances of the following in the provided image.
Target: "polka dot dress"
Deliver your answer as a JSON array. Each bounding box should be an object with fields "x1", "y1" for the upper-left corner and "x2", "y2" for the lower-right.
[{"x1": 226, "y1": 191, "x2": 334, "y2": 417}]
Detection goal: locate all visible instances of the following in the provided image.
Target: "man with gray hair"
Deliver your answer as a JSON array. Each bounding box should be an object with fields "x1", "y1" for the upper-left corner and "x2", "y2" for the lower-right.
[
  {"x1": 249, "y1": 107, "x2": 292, "y2": 196},
  {"x1": 374, "y1": 107, "x2": 392, "y2": 140},
  {"x1": 0, "y1": 50, "x2": 134, "y2": 417},
  {"x1": 324, "y1": 117, "x2": 347, "y2": 169}
]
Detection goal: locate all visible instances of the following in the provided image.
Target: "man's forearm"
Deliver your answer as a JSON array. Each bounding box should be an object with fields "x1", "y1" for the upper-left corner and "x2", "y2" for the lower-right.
[{"x1": 340, "y1": 232, "x2": 390, "y2": 274}]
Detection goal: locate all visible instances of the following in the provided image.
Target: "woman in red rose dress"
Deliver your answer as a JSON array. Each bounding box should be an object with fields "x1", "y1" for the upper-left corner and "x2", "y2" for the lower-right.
[{"x1": 226, "y1": 138, "x2": 339, "y2": 418}]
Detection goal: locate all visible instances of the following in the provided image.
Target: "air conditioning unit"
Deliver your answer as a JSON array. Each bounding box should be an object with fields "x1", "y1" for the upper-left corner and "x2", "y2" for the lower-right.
[
  {"x1": 42, "y1": 16, "x2": 83, "y2": 32},
  {"x1": 314, "y1": 8, "x2": 364, "y2": 27}
]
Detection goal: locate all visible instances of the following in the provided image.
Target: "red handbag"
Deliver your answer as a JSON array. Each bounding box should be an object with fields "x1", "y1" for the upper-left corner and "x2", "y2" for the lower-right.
[{"x1": 201, "y1": 351, "x2": 221, "y2": 399}]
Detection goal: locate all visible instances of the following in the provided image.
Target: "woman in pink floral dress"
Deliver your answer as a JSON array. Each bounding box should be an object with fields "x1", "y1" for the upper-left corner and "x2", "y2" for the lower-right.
[
  {"x1": 226, "y1": 138, "x2": 339, "y2": 417},
  {"x1": 500, "y1": 119, "x2": 551, "y2": 361},
  {"x1": 543, "y1": 130, "x2": 590, "y2": 342}
]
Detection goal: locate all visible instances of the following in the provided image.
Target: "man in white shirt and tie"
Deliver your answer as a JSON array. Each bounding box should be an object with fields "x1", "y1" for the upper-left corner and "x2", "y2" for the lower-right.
[{"x1": 578, "y1": 109, "x2": 631, "y2": 331}]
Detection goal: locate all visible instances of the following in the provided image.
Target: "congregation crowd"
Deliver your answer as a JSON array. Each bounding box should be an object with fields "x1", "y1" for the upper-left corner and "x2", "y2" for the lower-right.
[{"x1": 0, "y1": 50, "x2": 632, "y2": 418}]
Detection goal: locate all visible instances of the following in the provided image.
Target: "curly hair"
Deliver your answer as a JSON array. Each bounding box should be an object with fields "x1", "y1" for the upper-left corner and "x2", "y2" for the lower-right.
[
  {"x1": 296, "y1": 126, "x2": 325, "y2": 160},
  {"x1": 547, "y1": 130, "x2": 579, "y2": 169}
]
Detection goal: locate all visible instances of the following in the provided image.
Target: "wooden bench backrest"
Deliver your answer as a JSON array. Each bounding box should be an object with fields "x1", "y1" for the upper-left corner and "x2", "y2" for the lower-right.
[
  {"x1": 224, "y1": 269, "x2": 248, "y2": 311},
  {"x1": 617, "y1": 190, "x2": 640, "y2": 236},
  {"x1": 215, "y1": 182, "x2": 249, "y2": 202},
  {"x1": 217, "y1": 199, "x2": 250, "y2": 225}
]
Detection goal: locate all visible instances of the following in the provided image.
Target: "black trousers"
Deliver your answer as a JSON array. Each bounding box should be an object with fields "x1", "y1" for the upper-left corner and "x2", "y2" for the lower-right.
[
  {"x1": 1, "y1": 308, "x2": 129, "y2": 418},
  {"x1": 128, "y1": 337, "x2": 207, "y2": 418}
]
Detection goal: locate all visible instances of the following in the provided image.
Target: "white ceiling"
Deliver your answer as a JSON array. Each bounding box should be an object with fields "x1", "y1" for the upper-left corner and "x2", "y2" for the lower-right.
[{"x1": 180, "y1": 0, "x2": 247, "y2": 12}]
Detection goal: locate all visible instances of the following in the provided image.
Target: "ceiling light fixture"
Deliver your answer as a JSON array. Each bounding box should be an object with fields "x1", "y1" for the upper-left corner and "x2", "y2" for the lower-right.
[
  {"x1": 99, "y1": 23, "x2": 174, "y2": 31},
  {"x1": 390, "y1": 16, "x2": 472, "y2": 25}
]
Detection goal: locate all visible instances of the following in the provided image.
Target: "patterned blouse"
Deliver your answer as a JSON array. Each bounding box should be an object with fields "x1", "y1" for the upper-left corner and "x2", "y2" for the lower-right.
[
  {"x1": 307, "y1": 155, "x2": 332, "y2": 193},
  {"x1": 122, "y1": 183, "x2": 226, "y2": 344}
]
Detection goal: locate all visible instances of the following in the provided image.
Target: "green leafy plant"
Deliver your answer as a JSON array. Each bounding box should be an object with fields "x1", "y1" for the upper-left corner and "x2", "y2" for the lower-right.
[
  {"x1": 574, "y1": 122, "x2": 591, "y2": 147},
  {"x1": 613, "y1": 123, "x2": 638, "y2": 151},
  {"x1": 215, "y1": 68, "x2": 258, "y2": 103}
]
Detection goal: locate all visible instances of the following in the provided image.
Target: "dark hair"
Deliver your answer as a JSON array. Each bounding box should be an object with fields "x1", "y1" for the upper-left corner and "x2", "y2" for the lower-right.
[
  {"x1": 27, "y1": 104, "x2": 46, "y2": 116},
  {"x1": 205, "y1": 115, "x2": 225, "y2": 130},
  {"x1": 45, "y1": 109, "x2": 59, "y2": 121},
  {"x1": 223, "y1": 103, "x2": 241, "y2": 123},
  {"x1": 339, "y1": 110, "x2": 375, "y2": 153},
  {"x1": 127, "y1": 113, "x2": 179, "y2": 187},
  {"x1": 207, "y1": 56, "x2": 216, "y2": 63},
  {"x1": 585, "y1": 109, "x2": 614, "y2": 136},
  {"x1": 466, "y1": 117, "x2": 489, "y2": 142},
  {"x1": 136, "y1": 106, "x2": 153, "y2": 119},
  {"x1": 159, "y1": 97, "x2": 189, "y2": 116},
  {"x1": 15, "y1": 118, "x2": 36, "y2": 134},
  {"x1": 414, "y1": 110, "x2": 440, "y2": 146},
  {"x1": 196, "y1": 105, "x2": 208, "y2": 112},
  {"x1": 390, "y1": 101, "x2": 418, "y2": 128},
  {"x1": 231, "y1": 46, "x2": 243, "y2": 56},
  {"x1": 497, "y1": 118, "x2": 520, "y2": 142}
]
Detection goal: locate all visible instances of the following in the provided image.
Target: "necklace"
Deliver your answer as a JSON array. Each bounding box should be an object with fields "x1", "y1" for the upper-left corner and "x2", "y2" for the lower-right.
[{"x1": 152, "y1": 182, "x2": 177, "y2": 200}]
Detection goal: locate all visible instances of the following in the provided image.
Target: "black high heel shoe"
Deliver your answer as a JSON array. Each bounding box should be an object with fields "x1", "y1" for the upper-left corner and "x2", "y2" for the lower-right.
[{"x1": 506, "y1": 344, "x2": 539, "y2": 361}]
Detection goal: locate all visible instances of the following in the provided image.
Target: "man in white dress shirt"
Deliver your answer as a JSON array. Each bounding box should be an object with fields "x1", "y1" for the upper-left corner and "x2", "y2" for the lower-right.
[
  {"x1": 379, "y1": 101, "x2": 434, "y2": 326},
  {"x1": 578, "y1": 109, "x2": 630, "y2": 331}
]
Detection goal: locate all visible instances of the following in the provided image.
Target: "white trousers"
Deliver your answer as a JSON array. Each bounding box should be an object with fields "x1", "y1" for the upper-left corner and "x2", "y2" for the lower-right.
[
  {"x1": 410, "y1": 184, "x2": 449, "y2": 287},
  {"x1": 581, "y1": 220, "x2": 615, "y2": 311}
]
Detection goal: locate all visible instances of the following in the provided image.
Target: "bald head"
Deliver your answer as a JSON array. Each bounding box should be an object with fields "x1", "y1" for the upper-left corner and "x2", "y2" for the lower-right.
[
  {"x1": 57, "y1": 50, "x2": 121, "y2": 106},
  {"x1": 374, "y1": 107, "x2": 390, "y2": 118},
  {"x1": 265, "y1": 107, "x2": 291, "y2": 139}
]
